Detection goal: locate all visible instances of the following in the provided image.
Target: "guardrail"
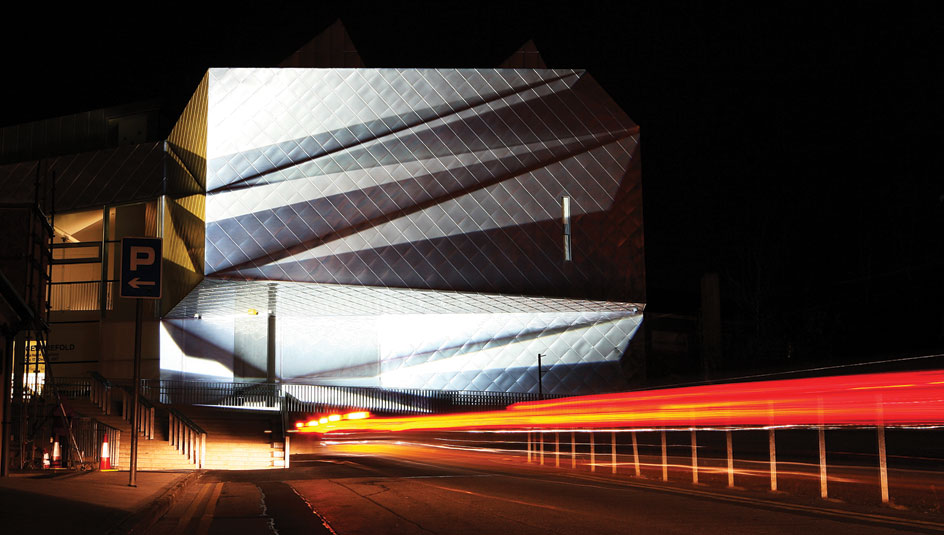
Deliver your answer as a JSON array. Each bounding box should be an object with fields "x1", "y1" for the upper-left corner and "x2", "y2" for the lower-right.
[
  {"x1": 87, "y1": 373, "x2": 156, "y2": 440},
  {"x1": 282, "y1": 383, "x2": 548, "y2": 415},
  {"x1": 69, "y1": 417, "x2": 121, "y2": 470},
  {"x1": 48, "y1": 281, "x2": 114, "y2": 311},
  {"x1": 166, "y1": 407, "x2": 206, "y2": 468},
  {"x1": 142, "y1": 380, "x2": 281, "y2": 409},
  {"x1": 138, "y1": 379, "x2": 550, "y2": 416}
]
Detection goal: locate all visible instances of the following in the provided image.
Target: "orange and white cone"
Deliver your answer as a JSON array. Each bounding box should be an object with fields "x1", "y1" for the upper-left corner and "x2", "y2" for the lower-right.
[
  {"x1": 100, "y1": 434, "x2": 112, "y2": 470},
  {"x1": 42, "y1": 450, "x2": 50, "y2": 469},
  {"x1": 51, "y1": 440, "x2": 61, "y2": 468}
]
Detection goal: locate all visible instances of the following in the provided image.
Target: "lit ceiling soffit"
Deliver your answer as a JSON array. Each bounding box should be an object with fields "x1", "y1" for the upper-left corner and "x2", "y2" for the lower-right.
[{"x1": 164, "y1": 278, "x2": 643, "y2": 319}]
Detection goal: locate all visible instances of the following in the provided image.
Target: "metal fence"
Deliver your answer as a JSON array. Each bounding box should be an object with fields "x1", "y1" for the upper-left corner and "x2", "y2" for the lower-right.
[
  {"x1": 69, "y1": 417, "x2": 121, "y2": 469},
  {"x1": 48, "y1": 281, "x2": 113, "y2": 311},
  {"x1": 137, "y1": 379, "x2": 551, "y2": 415},
  {"x1": 141, "y1": 380, "x2": 282, "y2": 409},
  {"x1": 282, "y1": 384, "x2": 548, "y2": 415}
]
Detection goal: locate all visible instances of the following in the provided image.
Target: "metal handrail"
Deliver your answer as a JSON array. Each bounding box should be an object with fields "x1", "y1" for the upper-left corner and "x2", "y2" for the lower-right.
[
  {"x1": 166, "y1": 406, "x2": 206, "y2": 468},
  {"x1": 165, "y1": 406, "x2": 205, "y2": 435}
]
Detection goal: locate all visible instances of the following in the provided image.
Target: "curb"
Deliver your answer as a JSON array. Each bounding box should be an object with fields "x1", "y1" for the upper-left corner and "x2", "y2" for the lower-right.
[{"x1": 110, "y1": 470, "x2": 204, "y2": 535}]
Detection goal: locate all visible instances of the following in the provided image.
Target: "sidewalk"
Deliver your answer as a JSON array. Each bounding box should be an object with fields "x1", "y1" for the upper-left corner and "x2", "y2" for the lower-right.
[{"x1": 0, "y1": 469, "x2": 197, "y2": 534}]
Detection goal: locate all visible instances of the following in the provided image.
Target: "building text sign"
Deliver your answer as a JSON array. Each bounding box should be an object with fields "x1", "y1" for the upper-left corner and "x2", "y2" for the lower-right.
[{"x1": 120, "y1": 237, "x2": 162, "y2": 299}]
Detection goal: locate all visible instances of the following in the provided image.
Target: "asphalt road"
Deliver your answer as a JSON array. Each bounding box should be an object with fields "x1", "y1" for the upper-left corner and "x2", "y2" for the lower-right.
[{"x1": 147, "y1": 441, "x2": 944, "y2": 535}]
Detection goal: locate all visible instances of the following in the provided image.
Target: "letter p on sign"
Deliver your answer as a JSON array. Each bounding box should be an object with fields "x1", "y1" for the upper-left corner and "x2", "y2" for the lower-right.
[
  {"x1": 120, "y1": 237, "x2": 162, "y2": 299},
  {"x1": 130, "y1": 246, "x2": 155, "y2": 271}
]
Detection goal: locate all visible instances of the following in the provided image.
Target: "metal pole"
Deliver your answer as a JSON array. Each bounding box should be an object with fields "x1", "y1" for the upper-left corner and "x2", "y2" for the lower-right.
[
  {"x1": 12, "y1": 333, "x2": 25, "y2": 470},
  {"x1": 661, "y1": 430, "x2": 667, "y2": 481},
  {"x1": 878, "y1": 423, "x2": 889, "y2": 504},
  {"x1": 726, "y1": 430, "x2": 734, "y2": 487},
  {"x1": 1, "y1": 335, "x2": 13, "y2": 477},
  {"x1": 877, "y1": 394, "x2": 889, "y2": 504},
  {"x1": 632, "y1": 431, "x2": 640, "y2": 477},
  {"x1": 537, "y1": 353, "x2": 544, "y2": 401},
  {"x1": 555, "y1": 432, "x2": 560, "y2": 468},
  {"x1": 571, "y1": 431, "x2": 576, "y2": 469},
  {"x1": 818, "y1": 426, "x2": 828, "y2": 499},
  {"x1": 129, "y1": 299, "x2": 142, "y2": 487},
  {"x1": 527, "y1": 432, "x2": 531, "y2": 462},
  {"x1": 539, "y1": 431, "x2": 544, "y2": 465},
  {"x1": 691, "y1": 429, "x2": 698, "y2": 484},
  {"x1": 589, "y1": 432, "x2": 595, "y2": 472},
  {"x1": 769, "y1": 428, "x2": 777, "y2": 491},
  {"x1": 610, "y1": 431, "x2": 617, "y2": 473}
]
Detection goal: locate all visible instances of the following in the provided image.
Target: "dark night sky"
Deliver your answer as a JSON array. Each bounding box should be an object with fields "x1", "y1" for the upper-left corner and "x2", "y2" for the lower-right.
[{"x1": 3, "y1": 2, "x2": 942, "y2": 373}]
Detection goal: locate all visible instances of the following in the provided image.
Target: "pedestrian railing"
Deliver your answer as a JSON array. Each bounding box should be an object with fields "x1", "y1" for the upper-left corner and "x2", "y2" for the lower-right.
[
  {"x1": 69, "y1": 417, "x2": 121, "y2": 470},
  {"x1": 166, "y1": 407, "x2": 206, "y2": 468},
  {"x1": 136, "y1": 379, "x2": 550, "y2": 416},
  {"x1": 86, "y1": 373, "x2": 156, "y2": 440},
  {"x1": 516, "y1": 424, "x2": 907, "y2": 504}
]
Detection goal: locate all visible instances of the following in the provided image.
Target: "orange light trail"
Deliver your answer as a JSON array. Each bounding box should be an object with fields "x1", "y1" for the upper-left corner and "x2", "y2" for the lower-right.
[{"x1": 296, "y1": 369, "x2": 944, "y2": 434}]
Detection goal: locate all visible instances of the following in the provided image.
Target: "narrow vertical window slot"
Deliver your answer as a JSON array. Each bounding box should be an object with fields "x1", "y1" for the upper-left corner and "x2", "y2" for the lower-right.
[{"x1": 562, "y1": 195, "x2": 572, "y2": 261}]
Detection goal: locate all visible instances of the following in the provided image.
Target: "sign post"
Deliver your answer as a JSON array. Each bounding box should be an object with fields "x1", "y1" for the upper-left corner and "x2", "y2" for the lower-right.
[{"x1": 120, "y1": 237, "x2": 161, "y2": 488}]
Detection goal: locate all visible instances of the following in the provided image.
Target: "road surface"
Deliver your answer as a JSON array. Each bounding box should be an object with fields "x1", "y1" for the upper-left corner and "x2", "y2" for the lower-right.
[{"x1": 148, "y1": 440, "x2": 944, "y2": 535}]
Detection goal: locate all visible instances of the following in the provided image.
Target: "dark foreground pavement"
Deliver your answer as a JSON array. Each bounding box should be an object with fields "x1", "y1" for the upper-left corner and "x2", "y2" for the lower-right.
[
  {"x1": 143, "y1": 442, "x2": 944, "y2": 535},
  {"x1": 0, "y1": 469, "x2": 195, "y2": 534}
]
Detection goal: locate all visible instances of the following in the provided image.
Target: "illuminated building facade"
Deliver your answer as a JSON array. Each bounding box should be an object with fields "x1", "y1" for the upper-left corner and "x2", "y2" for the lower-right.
[
  {"x1": 0, "y1": 37, "x2": 644, "y2": 396},
  {"x1": 158, "y1": 68, "x2": 644, "y2": 395}
]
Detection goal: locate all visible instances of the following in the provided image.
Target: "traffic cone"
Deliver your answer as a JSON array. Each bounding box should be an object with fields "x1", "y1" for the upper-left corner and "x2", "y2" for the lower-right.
[
  {"x1": 100, "y1": 434, "x2": 112, "y2": 470},
  {"x1": 51, "y1": 440, "x2": 61, "y2": 468},
  {"x1": 42, "y1": 450, "x2": 50, "y2": 469}
]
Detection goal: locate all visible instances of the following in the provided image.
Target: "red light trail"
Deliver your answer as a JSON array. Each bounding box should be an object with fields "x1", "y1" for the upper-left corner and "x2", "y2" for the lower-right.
[{"x1": 296, "y1": 369, "x2": 944, "y2": 434}]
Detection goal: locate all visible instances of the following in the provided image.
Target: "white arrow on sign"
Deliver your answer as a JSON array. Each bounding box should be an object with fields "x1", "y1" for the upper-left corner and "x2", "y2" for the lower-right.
[{"x1": 128, "y1": 278, "x2": 156, "y2": 289}]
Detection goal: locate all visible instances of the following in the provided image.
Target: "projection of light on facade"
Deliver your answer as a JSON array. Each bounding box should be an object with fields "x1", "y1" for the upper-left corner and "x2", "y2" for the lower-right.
[{"x1": 161, "y1": 68, "x2": 645, "y2": 396}]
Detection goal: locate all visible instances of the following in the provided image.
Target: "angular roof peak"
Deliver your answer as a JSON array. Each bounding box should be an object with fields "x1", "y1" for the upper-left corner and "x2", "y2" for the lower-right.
[
  {"x1": 499, "y1": 40, "x2": 547, "y2": 69},
  {"x1": 279, "y1": 19, "x2": 365, "y2": 68}
]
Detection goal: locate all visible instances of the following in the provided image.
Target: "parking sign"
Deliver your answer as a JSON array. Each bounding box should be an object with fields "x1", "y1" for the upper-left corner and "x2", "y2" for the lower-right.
[{"x1": 120, "y1": 237, "x2": 162, "y2": 299}]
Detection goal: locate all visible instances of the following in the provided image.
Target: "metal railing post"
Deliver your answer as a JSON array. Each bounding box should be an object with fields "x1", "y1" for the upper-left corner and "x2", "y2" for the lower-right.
[
  {"x1": 769, "y1": 428, "x2": 777, "y2": 491},
  {"x1": 726, "y1": 430, "x2": 734, "y2": 488},
  {"x1": 611, "y1": 431, "x2": 617, "y2": 474},
  {"x1": 555, "y1": 432, "x2": 560, "y2": 468},
  {"x1": 691, "y1": 429, "x2": 698, "y2": 484},
  {"x1": 818, "y1": 426, "x2": 828, "y2": 499},
  {"x1": 661, "y1": 430, "x2": 668, "y2": 481},
  {"x1": 589, "y1": 432, "x2": 595, "y2": 472},
  {"x1": 878, "y1": 423, "x2": 888, "y2": 504},
  {"x1": 571, "y1": 431, "x2": 576, "y2": 469},
  {"x1": 284, "y1": 435, "x2": 290, "y2": 469},
  {"x1": 632, "y1": 430, "x2": 640, "y2": 477}
]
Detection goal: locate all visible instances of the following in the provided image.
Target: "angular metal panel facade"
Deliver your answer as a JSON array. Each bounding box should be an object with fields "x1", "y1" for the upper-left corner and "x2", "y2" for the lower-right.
[
  {"x1": 163, "y1": 279, "x2": 642, "y2": 395},
  {"x1": 203, "y1": 68, "x2": 643, "y2": 301},
  {"x1": 161, "y1": 68, "x2": 646, "y2": 395},
  {"x1": 0, "y1": 142, "x2": 164, "y2": 213}
]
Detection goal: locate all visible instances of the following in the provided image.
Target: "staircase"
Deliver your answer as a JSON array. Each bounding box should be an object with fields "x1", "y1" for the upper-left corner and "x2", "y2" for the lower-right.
[
  {"x1": 172, "y1": 405, "x2": 286, "y2": 470},
  {"x1": 66, "y1": 393, "x2": 287, "y2": 471},
  {"x1": 67, "y1": 397, "x2": 197, "y2": 470}
]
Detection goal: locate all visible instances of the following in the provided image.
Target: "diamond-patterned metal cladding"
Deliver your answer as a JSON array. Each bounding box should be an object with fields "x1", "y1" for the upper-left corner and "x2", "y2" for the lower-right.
[
  {"x1": 0, "y1": 142, "x2": 164, "y2": 213},
  {"x1": 162, "y1": 279, "x2": 642, "y2": 395},
  {"x1": 203, "y1": 68, "x2": 644, "y2": 302},
  {"x1": 162, "y1": 67, "x2": 645, "y2": 395}
]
